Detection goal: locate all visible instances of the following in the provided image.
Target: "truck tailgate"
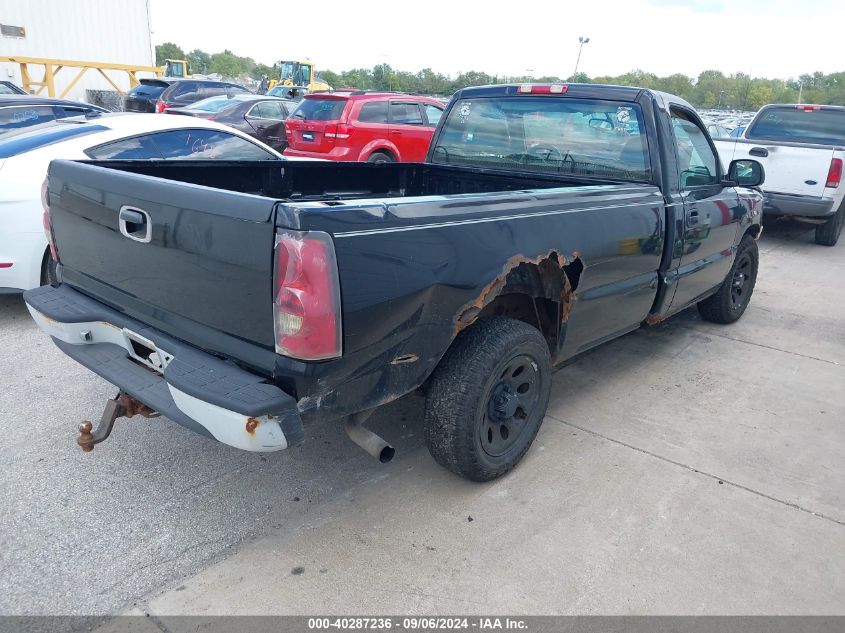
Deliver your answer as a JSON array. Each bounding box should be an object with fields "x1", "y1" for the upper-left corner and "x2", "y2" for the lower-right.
[
  {"x1": 717, "y1": 139, "x2": 835, "y2": 198},
  {"x1": 47, "y1": 160, "x2": 278, "y2": 352}
]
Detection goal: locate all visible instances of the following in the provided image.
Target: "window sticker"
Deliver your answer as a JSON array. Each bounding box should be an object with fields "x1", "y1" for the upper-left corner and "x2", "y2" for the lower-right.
[
  {"x1": 459, "y1": 102, "x2": 471, "y2": 124},
  {"x1": 616, "y1": 107, "x2": 632, "y2": 132}
]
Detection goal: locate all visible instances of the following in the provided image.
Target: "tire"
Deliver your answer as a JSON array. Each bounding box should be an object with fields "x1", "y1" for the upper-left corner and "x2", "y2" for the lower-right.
[
  {"x1": 40, "y1": 249, "x2": 58, "y2": 287},
  {"x1": 697, "y1": 235, "x2": 758, "y2": 324},
  {"x1": 367, "y1": 151, "x2": 394, "y2": 163},
  {"x1": 424, "y1": 316, "x2": 552, "y2": 482},
  {"x1": 814, "y1": 202, "x2": 845, "y2": 246}
]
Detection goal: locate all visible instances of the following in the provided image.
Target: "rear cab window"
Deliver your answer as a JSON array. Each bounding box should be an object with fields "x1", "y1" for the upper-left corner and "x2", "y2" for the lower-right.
[
  {"x1": 431, "y1": 96, "x2": 651, "y2": 180},
  {"x1": 291, "y1": 97, "x2": 348, "y2": 121},
  {"x1": 746, "y1": 106, "x2": 845, "y2": 145}
]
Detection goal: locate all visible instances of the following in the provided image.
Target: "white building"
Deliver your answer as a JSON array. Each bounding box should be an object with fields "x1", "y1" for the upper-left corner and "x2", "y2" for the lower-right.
[{"x1": 0, "y1": 0, "x2": 156, "y2": 102}]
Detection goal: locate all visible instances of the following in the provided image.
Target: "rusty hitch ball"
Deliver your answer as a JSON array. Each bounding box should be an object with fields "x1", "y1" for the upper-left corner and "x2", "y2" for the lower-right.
[{"x1": 77, "y1": 392, "x2": 159, "y2": 453}]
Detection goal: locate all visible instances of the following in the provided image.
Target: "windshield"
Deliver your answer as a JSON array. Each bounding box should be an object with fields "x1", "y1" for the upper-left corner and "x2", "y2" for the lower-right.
[
  {"x1": 746, "y1": 106, "x2": 845, "y2": 145},
  {"x1": 290, "y1": 97, "x2": 347, "y2": 121},
  {"x1": 431, "y1": 97, "x2": 651, "y2": 181}
]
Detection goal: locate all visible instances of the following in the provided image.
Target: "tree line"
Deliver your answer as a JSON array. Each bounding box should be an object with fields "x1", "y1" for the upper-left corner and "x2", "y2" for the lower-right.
[{"x1": 155, "y1": 43, "x2": 845, "y2": 109}]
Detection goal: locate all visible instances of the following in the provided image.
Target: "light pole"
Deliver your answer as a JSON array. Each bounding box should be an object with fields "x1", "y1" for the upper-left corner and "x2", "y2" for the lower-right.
[
  {"x1": 717, "y1": 90, "x2": 725, "y2": 109},
  {"x1": 573, "y1": 36, "x2": 590, "y2": 78}
]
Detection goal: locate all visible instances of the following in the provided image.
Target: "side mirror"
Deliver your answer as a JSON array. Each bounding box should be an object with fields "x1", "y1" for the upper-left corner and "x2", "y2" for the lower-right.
[{"x1": 728, "y1": 159, "x2": 765, "y2": 188}]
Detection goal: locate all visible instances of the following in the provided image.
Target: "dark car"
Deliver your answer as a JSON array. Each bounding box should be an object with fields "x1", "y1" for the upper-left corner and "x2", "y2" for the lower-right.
[
  {"x1": 0, "y1": 95, "x2": 108, "y2": 135},
  {"x1": 0, "y1": 81, "x2": 27, "y2": 95},
  {"x1": 123, "y1": 78, "x2": 176, "y2": 113},
  {"x1": 154, "y1": 80, "x2": 252, "y2": 113},
  {"x1": 166, "y1": 94, "x2": 295, "y2": 151}
]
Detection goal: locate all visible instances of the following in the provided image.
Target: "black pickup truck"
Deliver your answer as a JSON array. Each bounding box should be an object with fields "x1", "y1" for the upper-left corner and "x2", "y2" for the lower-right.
[{"x1": 26, "y1": 83, "x2": 764, "y2": 481}]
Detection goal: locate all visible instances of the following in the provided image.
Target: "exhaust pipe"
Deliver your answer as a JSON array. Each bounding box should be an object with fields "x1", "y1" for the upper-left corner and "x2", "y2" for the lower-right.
[{"x1": 345, "y1": 411, "x2": 395, "y2": 463}]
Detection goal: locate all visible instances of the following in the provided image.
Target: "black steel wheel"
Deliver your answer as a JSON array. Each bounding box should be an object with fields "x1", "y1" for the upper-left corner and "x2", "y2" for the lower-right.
[
  {"x1": 424, "y1": 316, "x2": 552, "y2": 482},
  {"x1": 697, "y1": 234, "x2": 758, "y2": 324},
  {"x1": 729, "y1": 249, "x2": 753, "y2": 310},
  {"x1": 481, "y1": 355, "x2": 542, "y2": 457}
]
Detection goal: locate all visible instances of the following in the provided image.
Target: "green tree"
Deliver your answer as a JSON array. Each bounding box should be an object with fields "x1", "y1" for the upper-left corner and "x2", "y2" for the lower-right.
[
  {"x1": 210, "y1": 50, "x2": 246, "y2": 78},
  {"x1": 150, "y1": 42, "x2": 845, "y2": 106},
  {"x1": 251, "y1": 63, "x2": 274, "y2": 81},
  {"x1": 155, "y1": 42, "x2": 185, "y2": 66},
  {"x1": 186, "y1": 49, "x2": 211, "y2": 75}
]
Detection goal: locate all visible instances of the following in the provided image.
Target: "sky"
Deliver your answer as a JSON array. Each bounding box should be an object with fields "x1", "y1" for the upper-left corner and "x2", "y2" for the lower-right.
[{"x1": 149, "y1": 0, "x2": 841, "y2": 80}]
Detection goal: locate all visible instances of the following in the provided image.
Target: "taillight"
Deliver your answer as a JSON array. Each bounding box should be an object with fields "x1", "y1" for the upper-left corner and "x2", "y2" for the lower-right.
[
  {"x1": 323, "y1": 123, "x2": 351, "y2": 140},
  {"x1": 826, "y1": 158, "x2": 842, "y2": 189},
  {"x1": 155, "y1": 100, "x2": 167, "y2": 113},
  {"x1": 273, "y1": 229, "x2": 342, "y2": 360},
  {"x1": 41, "y1": 178, "x2": 59, "y2": 262}
]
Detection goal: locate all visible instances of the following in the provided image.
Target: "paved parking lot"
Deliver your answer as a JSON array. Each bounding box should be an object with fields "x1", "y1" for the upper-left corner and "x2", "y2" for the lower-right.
[{"x1": 1, "y1": 221, "x2": 843, "y2": 619}]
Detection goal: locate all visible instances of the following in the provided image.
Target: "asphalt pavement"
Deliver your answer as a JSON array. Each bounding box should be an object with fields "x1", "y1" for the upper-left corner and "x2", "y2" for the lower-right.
[{"x1": 1, "y1": 220, "x2": 843, "y2": 620}]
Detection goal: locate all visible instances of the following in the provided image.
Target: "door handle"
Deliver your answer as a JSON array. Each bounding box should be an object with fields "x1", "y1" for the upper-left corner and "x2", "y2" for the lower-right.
[
  {"x1": 118, "y1": 205, "x2": 151, "y2": 243},
  {"x1": 119, "y1": 208, "x2": 144, "y2": 225},
  {"x1": 688, "y1": 208, "x2": 711, "y2": 228},
  {"x1": 688, "y1": 209, "x2": 699, "y2": 226},
  {"x1": 749, "y1": 147, "x2": 768, "y2": 157}
]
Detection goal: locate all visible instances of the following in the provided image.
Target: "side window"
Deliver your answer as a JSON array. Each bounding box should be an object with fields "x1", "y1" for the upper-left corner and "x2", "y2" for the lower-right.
[
  {"x1": 357, "y1": 100, "x2": 388, "y2": 123},
  {"x1": 424, "y1": 104, "x2": 443, "y2": 127},
  {"x1": 150, "y1": 129, "x2": 276, "y2": 160},
  {"x1": 0, "y1": 106, "x2": 57, "y2": 132},
  {"x1": 390, "y1": 102, "x2": 423, "y2": 125},
  {"x1": 249, "y1": 101, "x2": 285, "y2": 120},
  {"x1": 86, "y1": 135, "x2": 161, "y2": 159},
  {"x1": 671, "y1": 109, "x2": 719, "y2": 188},
  {"x1": 168, "y1": 83, "x2": 193, "y2": 98}
]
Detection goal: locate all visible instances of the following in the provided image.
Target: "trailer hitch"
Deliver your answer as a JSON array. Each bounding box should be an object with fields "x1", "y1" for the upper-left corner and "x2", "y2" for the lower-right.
[{"x1": 77, "y1": 392, "x2": 160, "y2": 452}]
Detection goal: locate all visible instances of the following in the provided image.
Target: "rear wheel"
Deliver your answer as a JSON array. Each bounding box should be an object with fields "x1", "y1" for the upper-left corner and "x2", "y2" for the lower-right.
[
  {"x1": 424, "y1": 317, "x2": 552, "y2": 482},
  {"x1": 40, "y1": 249, "x2": 58, "y2": 287},
  {"x1": 367, "y1": 151, "x2": 395, "y2": 163},
  {"x1": 697, "y1": 235, "x2": 758, "y2": 324},
  {"x1": 814, "y1": 202, "x2": 845, "y2": 246}
]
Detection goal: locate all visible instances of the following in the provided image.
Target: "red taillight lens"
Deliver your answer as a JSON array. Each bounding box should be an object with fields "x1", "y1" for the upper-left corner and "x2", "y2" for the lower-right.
[
  {"x1": 155, "y1": 100, "x2": 167, "y2": 113},
  {"x1": 826, "y1": 158, "x2": 842, "y2": 189},
  {"x1": 323, "y1": 123, "x2": 351, "y2": 140},
  {"x1": 41, "y1": 179, "x2": 59, "y2": 262},
  {"x1": 273, "y1": 229, "x2": 342, "y2": 360}
]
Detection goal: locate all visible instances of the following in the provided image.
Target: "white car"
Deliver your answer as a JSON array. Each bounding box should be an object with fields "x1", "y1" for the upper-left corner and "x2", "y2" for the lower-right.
[{"x1": 0, "y1": 112, "x2": 285, "y2": 293}]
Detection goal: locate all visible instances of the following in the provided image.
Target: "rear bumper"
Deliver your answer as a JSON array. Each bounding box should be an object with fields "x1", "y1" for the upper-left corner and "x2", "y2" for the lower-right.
[
  {"x1": 23, "y1": 284, "x2": 303, "y2": 452},
  {"x1": 283, "y1": 146, "x2": 355, "y2": 160},
  {"x1": 763, "y1": 192, "x2": 838, "y2": 218}
]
